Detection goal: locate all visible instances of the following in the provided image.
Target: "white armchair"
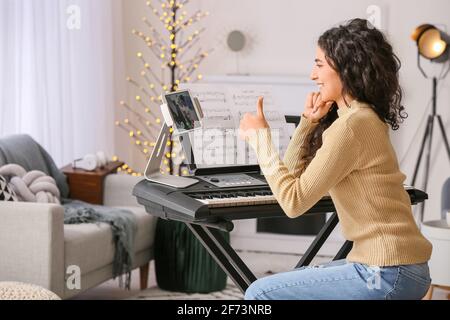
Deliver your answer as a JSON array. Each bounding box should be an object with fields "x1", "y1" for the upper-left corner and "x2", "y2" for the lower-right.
[{"x1": 0, "y1": 174, "x2": 157, "y2": 299}]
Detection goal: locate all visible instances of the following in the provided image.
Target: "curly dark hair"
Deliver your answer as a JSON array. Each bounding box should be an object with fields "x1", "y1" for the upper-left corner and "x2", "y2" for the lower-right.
[{"x1": 301, "y1": 18, "x2": 407, "y2": 169}]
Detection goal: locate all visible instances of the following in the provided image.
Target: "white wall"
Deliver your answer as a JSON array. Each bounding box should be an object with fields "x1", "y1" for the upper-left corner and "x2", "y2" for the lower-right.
[{"x1": 120, "y1": 0, "x2": 450, "y2": 222}]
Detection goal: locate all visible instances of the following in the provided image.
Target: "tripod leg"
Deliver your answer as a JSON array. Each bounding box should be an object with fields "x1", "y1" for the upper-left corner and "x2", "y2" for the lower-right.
[
  {"x1": 419, "y1": 116, "x2": 435, "y2": 223},
  {"x1": 436, "y1": 115, "x2": 450, "y2": 161},
  {"x1": 412, "y1": 116, "x2": 432, "y2": 186}
]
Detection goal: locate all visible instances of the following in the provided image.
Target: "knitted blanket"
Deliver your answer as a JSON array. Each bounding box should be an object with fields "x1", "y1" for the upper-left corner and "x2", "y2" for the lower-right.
[{"x1": 63, "y1": 199, "x2": 137, "y2": 289}]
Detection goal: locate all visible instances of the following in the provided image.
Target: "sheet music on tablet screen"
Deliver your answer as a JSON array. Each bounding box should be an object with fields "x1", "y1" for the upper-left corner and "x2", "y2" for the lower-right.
[{"x1": 180, "y1": 83, "x2": 294, "y2": 168}]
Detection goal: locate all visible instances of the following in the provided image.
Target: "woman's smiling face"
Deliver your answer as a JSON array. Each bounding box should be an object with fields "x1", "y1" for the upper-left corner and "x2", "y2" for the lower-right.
[{"x1": 310, "y1": 46, "x2": 344, "y2": 103}]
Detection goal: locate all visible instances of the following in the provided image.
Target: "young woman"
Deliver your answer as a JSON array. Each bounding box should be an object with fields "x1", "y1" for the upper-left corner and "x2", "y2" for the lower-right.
[{"x1": 239, "y1": 18, "x2": 432, "y2": 300}]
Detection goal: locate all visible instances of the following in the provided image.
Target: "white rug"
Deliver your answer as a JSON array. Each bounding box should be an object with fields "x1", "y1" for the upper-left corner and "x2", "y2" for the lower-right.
[
  {"x1": 130, "y1": 284, "x2": 244, "y2": 300},
  {"x1": 129, "y1": 251, "x2": 331, "y2": 300}
]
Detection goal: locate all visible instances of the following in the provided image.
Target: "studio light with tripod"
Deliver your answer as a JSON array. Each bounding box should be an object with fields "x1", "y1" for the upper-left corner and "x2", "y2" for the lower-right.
[{"x1": 411, "y1": 24, "x2": 450, "y2": 222}]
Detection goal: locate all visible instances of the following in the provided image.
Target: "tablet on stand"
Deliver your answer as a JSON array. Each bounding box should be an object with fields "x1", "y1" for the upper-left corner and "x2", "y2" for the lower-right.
[{"x1": 144, "y1": 90, "x2": 203, "y2": 188}]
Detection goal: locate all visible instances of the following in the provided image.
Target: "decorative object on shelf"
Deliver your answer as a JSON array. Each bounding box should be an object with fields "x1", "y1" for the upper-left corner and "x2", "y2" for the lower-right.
[
  {"x1": 72, "y1": 151, "x2": 108, "y2": 171},
  {"x1": 410, "y1": 24, "x2": 450, "y2": 222},
  {"x1": 116, "y1": 0, "x2": 212, "y2": 176}
]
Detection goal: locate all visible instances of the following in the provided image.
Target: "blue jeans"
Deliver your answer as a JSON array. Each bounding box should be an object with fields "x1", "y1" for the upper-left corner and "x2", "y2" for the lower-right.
[{"x1": 244, "y1": 259, "x2": 431, "y2": 300}]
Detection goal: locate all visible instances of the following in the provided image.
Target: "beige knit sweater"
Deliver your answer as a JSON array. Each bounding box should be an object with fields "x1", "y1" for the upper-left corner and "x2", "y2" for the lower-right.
[{"x1": 248, "y1": 100, "x2": 432, "y2": 267}]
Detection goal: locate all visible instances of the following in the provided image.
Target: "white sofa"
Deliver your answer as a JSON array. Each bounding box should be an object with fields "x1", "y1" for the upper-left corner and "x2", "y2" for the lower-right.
[{"x1": 0, "y1": 174, "x2": 157, "y2": 299}]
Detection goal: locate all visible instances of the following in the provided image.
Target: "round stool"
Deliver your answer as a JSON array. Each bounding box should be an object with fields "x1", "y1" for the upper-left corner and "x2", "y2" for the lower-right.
[
  {"x1": 421, "y1": 220, "x2": 450, "y2": 299},
  {"x1": 0, "y1": 282, "x2": 61, "y2": 300}
]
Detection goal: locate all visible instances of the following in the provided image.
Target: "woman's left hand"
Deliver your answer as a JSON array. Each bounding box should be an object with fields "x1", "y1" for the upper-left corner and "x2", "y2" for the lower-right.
[{"x1": 239, "y1": 97, "x2": 270, "y2": 141}]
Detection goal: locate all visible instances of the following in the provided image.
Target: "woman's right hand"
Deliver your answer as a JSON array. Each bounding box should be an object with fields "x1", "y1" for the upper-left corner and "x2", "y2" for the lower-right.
[{"x1": 303, "y1": 92, "x2": 334, "y2": 123}]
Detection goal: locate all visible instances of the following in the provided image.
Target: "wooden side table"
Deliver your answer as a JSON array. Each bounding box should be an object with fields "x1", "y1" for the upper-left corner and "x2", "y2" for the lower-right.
[{"x1": 61, "y1": 161, "x2": 124, "y2": 205}]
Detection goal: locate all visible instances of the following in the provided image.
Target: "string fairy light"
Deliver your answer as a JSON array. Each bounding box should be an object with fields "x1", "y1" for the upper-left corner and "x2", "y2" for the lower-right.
[{"x1": 117, "y1": 0, "x2": 211, "y2": 175}]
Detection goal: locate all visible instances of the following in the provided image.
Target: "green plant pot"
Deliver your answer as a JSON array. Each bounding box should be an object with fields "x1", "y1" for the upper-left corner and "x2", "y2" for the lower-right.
[{"x1": 154, "y1": 218, "x2": 229, "y2": 293}]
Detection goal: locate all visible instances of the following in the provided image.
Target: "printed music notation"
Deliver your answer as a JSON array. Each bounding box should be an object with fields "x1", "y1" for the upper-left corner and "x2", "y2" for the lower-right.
[
  {"x1": 193, "y1": 90, "x2": 227, "y2": 104},
  {"x1": 202, "y1": 108, "x2": 233, "y2": 122},
  {"x1": 180, "y1": 83, "x2": 291, "y2": 168},
  {"x1": 235, "y1": 110, "x2": 284, "y2": 123},
  {"x1": 232, "y1": 93, "x2": 274, "y2": 107}
]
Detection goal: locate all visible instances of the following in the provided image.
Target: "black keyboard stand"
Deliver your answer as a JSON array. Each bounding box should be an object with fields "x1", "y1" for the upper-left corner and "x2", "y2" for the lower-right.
[
  {"x1": 187, "y1": 224, "x2": 257, "y2": 292},
  {"x1": 185, "y1": 211, "x2": 348, "y2": 294}
]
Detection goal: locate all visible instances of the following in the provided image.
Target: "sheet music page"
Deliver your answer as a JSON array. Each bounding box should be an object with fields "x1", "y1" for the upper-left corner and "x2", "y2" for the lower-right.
[
  {"x1": 181, "y1": 83, "x2": 290, "y2": 168},
  {"x1": 229, "y1": 85, "x2": 290, "y2": 165}
]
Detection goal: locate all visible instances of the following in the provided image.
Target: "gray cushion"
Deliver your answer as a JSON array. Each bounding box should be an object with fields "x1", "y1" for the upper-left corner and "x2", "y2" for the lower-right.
[{"x1": 64, "y1": 206, "x2": 156, "y2": 275}]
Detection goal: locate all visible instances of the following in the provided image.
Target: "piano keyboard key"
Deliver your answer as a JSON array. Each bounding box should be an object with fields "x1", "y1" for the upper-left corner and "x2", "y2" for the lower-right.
[{"x1": 196, "y1": 194, "x2": 278, "y2": 208}]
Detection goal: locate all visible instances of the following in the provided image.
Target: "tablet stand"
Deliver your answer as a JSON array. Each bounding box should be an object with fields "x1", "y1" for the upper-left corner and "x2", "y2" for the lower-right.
[{"x1": 144, "y1": 123, "x2": 199, "y2": 188}]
